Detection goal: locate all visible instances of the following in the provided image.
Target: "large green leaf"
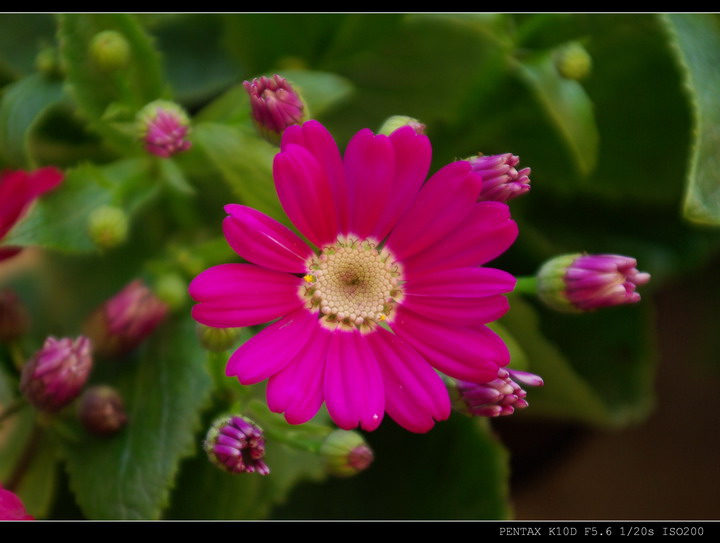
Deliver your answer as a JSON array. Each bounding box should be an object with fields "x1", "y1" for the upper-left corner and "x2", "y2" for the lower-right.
[
  {"x1": 0, "y1": 74, "x2": 66, "y2": 167},
  {"x1": 61, "y1": 316, "x2": 213, "y2": 519},
  {"x1": 0, "y1": 14, "x2": 56, "y2": 79},
  {"x1": 663, "y1": 15, "x2": 720, "y2": 226}
]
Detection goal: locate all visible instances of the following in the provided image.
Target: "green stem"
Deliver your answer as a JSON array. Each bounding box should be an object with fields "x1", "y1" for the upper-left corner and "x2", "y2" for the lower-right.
[
  {"x1": 514, "y1": 276, "x2": 538, "y2": 295},
  {"x1": 5, "y1": 424, "x2": 42, "y2": 492},
  {"x1": 8, "y1": 341, "x2": 26, "y2": 371},
  {"x1": 0, "y1": 399, "x2": 27, "y2": 425}
]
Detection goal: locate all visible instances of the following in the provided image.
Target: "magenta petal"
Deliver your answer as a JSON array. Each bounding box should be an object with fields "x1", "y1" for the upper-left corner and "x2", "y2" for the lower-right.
[
  {"x1": 267, "y1": 321, "x2": 331, "y2": 424},
  {"x1": 385, "y1": 162, "x2": 483, "y2": 261},
  {"x1": 343, "y1": 129, "x2": 395, "y2": 239},
  {"x1": 367, "y1": 328, "x2": 450, "y2": 433},
  {"x1": 324, "y1": 329, "x2": 384, "y2": 431},
  {"x1": 281, "y1": 120, "x2": 349, "y2": 234},
  {"x1": 189, "y1": 264, "x2": 303, "y2": 327},
  {"x1": 391, "y1": 306, "x2": 508, "y2": 383},
  {"x1": 403, "y1": 294, "x2": 510, "y2": 324},
  {"x1": 223, "y1": 204, "x2": 312, "y2": 273},
  {"x1": 226, "y1": 308, "x2": 317, "y2": 385},
  {"x1": 405, "y1": 267, "x2": 516, "y2": 297},
  {"x1": 273, "y1": 144, "x2": 338, "y2": 247},
  {"x1": 403, "y1": 202, "x2": 518, "y2": 275}
]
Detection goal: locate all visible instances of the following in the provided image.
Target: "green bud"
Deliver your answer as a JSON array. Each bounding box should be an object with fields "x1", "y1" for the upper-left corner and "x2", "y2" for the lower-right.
[
  {"x1": 378, "y1": 115, "x2": 426, "y2": 136},
  {"x1": 89, "y1": 30, "x2": 131, "y2": 72},
  {"x1": 320, "y1": 430, "x2": 374, "y2": 477},
  {"x1": 35, "y1": 47, "x2": 63, "y2": 78},
  {"x1": 88, "y1": 205, "x2": 128, "y2": 250},
  {"x1": 154, "y1": 273, "x2": 188, "y2": 311},
  {"x1": 196, "y1": 324, "x2": 242, "y2": 352},
  {"x1": 555, "y1": 42, "x2": 592, "y2": 81},
  {"x1": 536, "y1": 253, "x2": 583, "y2": 313}
]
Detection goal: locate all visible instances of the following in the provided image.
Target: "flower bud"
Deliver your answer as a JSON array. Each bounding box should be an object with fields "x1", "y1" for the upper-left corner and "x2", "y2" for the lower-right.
[
  {"x1": 35, "y1": 47, "x2": 63, "y2": 78},
  {"x1": 87, "y1": 205, "x2": 128, "y2": 250},
  {"x1": 136, "y1": 100, "x2": 192, "y2": 158},
  {"x1": 378, "y1": 115, "x2": 426, "y2": 136},
  {"x1": 20, "y1": 336, "x2": 93, "y2": 412},
  {"x1": 243, "y1": 75, "x2": 308, "y2": 145},
  {"x1": 84, "y1": 280, "x2": 168, "y2": 358},
  {"x1": 448, "y1": 368, "x2": 543, "y2": 418},
  {"x1": 537, "y1": 253, "x2": 651, "y2": 313},
  {"x1": 468, "y1": 153, "x2": 531, "y2": 203},
  {"x1": 78, "y1": 385, "x2": 127, "y2": 436},
  {"x1": 154, "y1": 273, "x2": 187, "y2": 311},
  {"x1": 196, "y1": 324, "x2": 242, "y2": 353},
  {"x1": 204, "y1": 415, "x2": 270, "y2": 475},
  {"x1": 89, "y1": 30, "x2": 131, "y2": 72},
  {"x1": 319, "y1": 430, "x2": 374, "y2": 478},
  {"x1": 0, "y1": 289, "x2": 30, "y2": 343},
  {"x1": 555, "y1": 42, "x2": 592, "y2": 81},
  {"x1": 0, "y1": 485, "x2": 34, "y2": 520}
]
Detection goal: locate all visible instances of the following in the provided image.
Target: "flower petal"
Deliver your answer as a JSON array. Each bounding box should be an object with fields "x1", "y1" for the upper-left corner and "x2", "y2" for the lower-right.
[
  {"x1": 226, "y1": 308, "x2": 317, "y2": 385},
  {"x1": 223, "y1": 204, "x2": 312, "y2": 273},
  {"x1": 273, "y1": 143, "x2": 338, "y2": 247},
  {"x1": 0, "y1": 167, "x2": 63, "y2": 239},
  {"x1": 267, "y1": 321, "x2": 332, "y2": 424},
  {"x1": 367, "y1": 328, "x2": 450, "y2": 433},
  {"x1": 402, "y1": 201, "x2": 518, "y2": 275},
  {"x1": 385, "y1": 161, "x2": 483, "y2": 261},
  {"x1": 189, "y1": 264, "x2": 303, "y2": 327},
  {"x1": 324, "y1": 328, "x2": 384, "y2": 431},
  {"x1": 403, "y1": 294, "x2": 510, "y2": 324},
  {"x1": 391, "y1": 306, "x2": 508, "y2": 383},
  {"x1": 404, "y1": 267, "x2": 516, "y2": 297}
]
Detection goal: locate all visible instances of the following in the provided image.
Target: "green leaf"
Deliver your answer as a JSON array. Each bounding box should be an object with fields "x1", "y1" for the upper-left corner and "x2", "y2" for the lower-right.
[
  {"x1": 273, "y1": 417, "x2": 511, "y2": 519},
  {"x1": 514, "y1": 50, "x2": 599, "y2": 177},
  {"x1": 0, "y1": 74, "x2": 65, "y2": 167},
  {"x1": 277, "y1": 70, "x2": 354, "y2": 118},
  {"x1": 663, "y1": 15, "x2": 720, "y2": 226},
  {"x1": 0, "y1": 14, "x2": 56, "y2": 78},
  {"x1": 61, "y1": 316, "x2": 213, "y2": 519}
]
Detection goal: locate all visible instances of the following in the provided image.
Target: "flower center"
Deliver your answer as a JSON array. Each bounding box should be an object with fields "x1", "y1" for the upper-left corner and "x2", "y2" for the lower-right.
[{"x1": 302, "y1": 237, "x2": 404, "y2": 330}]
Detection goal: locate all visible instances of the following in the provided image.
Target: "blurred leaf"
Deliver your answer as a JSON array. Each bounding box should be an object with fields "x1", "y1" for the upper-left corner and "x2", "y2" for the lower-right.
[
  {"x1": 514, "y1": 50, "x2": 599, "y2": 177},
  {"x1": 277, "y1": 70, "x2": 354, "y2": 118},
  {"x1": 0, "y1": 14, "x2": 56, "y2": 78},
  {"x1": 273, "y1": 417, "x2": 511, "y2": 520},
  {"x1": 0, "y1": 74, "x2": 65, "y2": 167},
  {"x1": 663, "y1": 15, "x2": 720, "y2": 226},
  {"x1": 194, "y1": 84, "x2": 250, "y2": 125},
  {"x1": 57, "y1": 14, "x2": 166, "y2": 151},
  {"x1": 61, "y1": 316, "x2": 213, "y2": 519}
]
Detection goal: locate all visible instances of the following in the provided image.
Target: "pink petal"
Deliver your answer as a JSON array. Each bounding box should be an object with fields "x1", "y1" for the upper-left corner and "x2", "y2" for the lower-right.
[
  {"x1": 223, "y1": 204, "x2": 312, "y2": 273},
  {"x1": 226, "y1": 308, "x2": 317, "y2": 385},
  {"x1": 404, "y1": 267, "x2": 516, "y2": 297},
  {"x1": 367, "y1": 328, "x2": 450, "y2": 433},
  {"x1": 343, "y1": 129, "x2": 394, "y2": 239},
  {"x1": 385, "y1": 161, "x2": 483, "y2": 261},
  {"x1": 324, "y1": 329, "x2": 384, "y2": 431},
  {"x1": 281, "y1": 120, "x2": 349, "y2": 234},
  {"x1": 189, "y1": 264, "x2": 303, "y2": 327},
  {"x1": 403, "y1": 294, "x2": 510, "y2": 324},
  {"x1": 402, "y1": 201, "x2": 518, "y2": 276},
  {"x1": 266, "y1": 321, "x2": 332, "y2": 424},
  {"x1": 391, "y1": 306, "x2": 508, "y2": 383},
  {"x1": 273, "y1": 143, "x2": 338, "y2": 247},
  {"x1": 0, "y1": 167, "x2": 63, "y2": 238}
]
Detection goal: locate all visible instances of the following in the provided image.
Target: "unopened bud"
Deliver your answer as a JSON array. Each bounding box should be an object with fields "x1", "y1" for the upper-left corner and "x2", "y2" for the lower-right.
[
  {"x1": 204, "y1": 415, "x2": 270, "y2": 475},
  {"x1": 555, "y1": 42, "x2": 592, "y2": 81},
  {"x1": 319, "y1": 430, "x2": 374, "y2": 477},
  {"x1": 136, "y1": 100, "x2": 192, "y2": 158},
  {"x1": 35, "y1": 47, "x2": 63, "y2": 78},
  {"x1": 89, "y1": 30, "x2": 131, "y2": 72},
  {"x1": 468, "y1": 153, "x2": 531, "y2": 203},
  {"x1": 243, "y1": 75, "x2": 308, "y2": 146},
  {"x1": 196, "y1": 324, "x2": 242, "y2": 352},
  {"x1": 378, "y1": 115, "x2": 426, "y2": 136},
  {"x1": 78, "y1": 385, "x2": 127, "y2": 436},
  {"x1": 87, "y1": 205, "x2": 128, "y2": 250},
  {"x1": 154, "y1": 273, "x2": 187, "y2": 311},
  {"x1": 0, "y1": 289, "x2": 30, "y2": 342},
  {"x1": 20, "y1": 336, "x2": 93, "y2": 412},
  {"x1": 84, "y1": 280, "x2": 168, "y2": 358}
]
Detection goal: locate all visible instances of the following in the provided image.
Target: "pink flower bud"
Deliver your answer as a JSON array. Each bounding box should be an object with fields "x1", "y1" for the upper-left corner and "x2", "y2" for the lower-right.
[
  {"x1": 0, "y1": 485, "x2": 34, "y2": 520},
  {"x1": 449, "y1": 368, "x2": 544, "y2": 418},
  {"x1": 84, "y1": 280, "x2": 168, "y2": 358},
  {"x1": 243, "y1": 75, "x2": 308, "y2": 145},
  {"x1": 319, "y1": 430, "x2": 374, "y2": 478},
  {"x1": 468, "y1": 153, "x2": 531, "y2": 203},
  {"x1": 137, "y1": 101, "x2": 192, "y2": 158},
  {"x1": 78, "y1": 385, "x2": 127, "y2": 436},
  {"x1": 20, "y1": 336, "x2": 93, "y2": 412},
  {"x1": 204, "y1": 415, "x2": 270, "y2": 475}
]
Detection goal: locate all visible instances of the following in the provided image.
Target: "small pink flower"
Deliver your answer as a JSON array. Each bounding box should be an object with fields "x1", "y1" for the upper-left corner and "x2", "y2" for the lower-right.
[
  {"x1": 244, "y1": 75, "x2": 307, "y2": 145},
  {"x1": 0, "y1": 485, "x2": 34, "y2": 520},
  {"x1": 20, "y1": 336, "x2": 93, "y2": 412},
  {"x1": 189, "y1": 121, "x2": 519, "y2": 433},
  {"x1": 450, "y1": 368, "x2": 544, "y2": 417},
  {"x1": 137, "y1": 101, "x2": 192, "y2": 158},
  {"x1": 205, "y1": 416, "x2": 270, "y2": 475},
  {"x1": 0, "y1": 167, "x2": 64, "y2": 260},
  {"x1": 469, "y1": 153, "x2": 531, "y2": 203}
]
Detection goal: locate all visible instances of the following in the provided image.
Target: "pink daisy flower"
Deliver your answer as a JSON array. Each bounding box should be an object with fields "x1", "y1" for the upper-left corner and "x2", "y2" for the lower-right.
[{"x1": 189, "y1": 120, "x2": 518, "y2": 433}]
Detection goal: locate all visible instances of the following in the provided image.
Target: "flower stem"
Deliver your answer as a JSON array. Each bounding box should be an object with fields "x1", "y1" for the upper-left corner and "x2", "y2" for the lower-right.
[
  {"x1": 0, "y1": 399, "x2": 27, "y2": 425},
  {"x1": 514, "y1": 276, "x2": 538, "y2": 295},
  {"x1": 5, "y1": 424, "x2": 42, "y2": 492}
]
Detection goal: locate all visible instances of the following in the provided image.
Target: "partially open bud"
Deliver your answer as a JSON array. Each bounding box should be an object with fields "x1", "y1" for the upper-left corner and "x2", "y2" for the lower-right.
[
  {"x1": 537, "y1": 253, "x2": 651, "y2": 313},
  {"x1": 0, "y1": 485, "x2": 34, "y2": 520},
  {"x1": 320, "y1": 430, "x2": 374, "y2": 478},
  {"x1": 20, "y1": 336, "x2": 93, "y2": 412},
  {"x1": 84, "y1": 280, "x2": 168, "y2": 358},
  {"x1": 448, "y1": 368, "x2": 544, "y2": 418},
  {"x1": 243, "y1": 75, "x2": 308, "y2": 145},
  {"x1": 0, "y1": 289, "x2": 30, "y2": 343},
  {"x1": 87, "y1": 205, "x2": 128, "y2": 250},
  {"x1": 204, "y1": 415, "x2": 270, "y2": 475},
  {"x1": 378, "y1": 115, "x2": 426, "y2": 136},
  {"x1": 555, "y1": 42, "x2": 592, "y2": 81},
  {"x1": 89, "y1": 30, "x2": 131, "y2": 72},
  {"x1": 196, "y1": 324, "x2": 242, "y2": 353},
  {"x1": 136, "y1": 100, "x2": 192, "y2": 158},
  {"x1": 468, "y1": 153, "x2": 531, "y2": 203},
  {"x1": 78, "y1": 385, "x2": 127, "y2": 436}
]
